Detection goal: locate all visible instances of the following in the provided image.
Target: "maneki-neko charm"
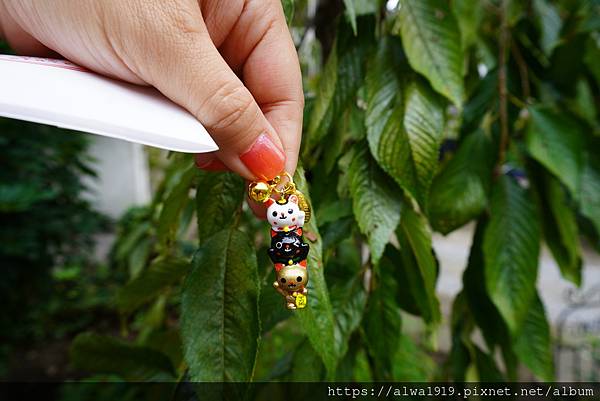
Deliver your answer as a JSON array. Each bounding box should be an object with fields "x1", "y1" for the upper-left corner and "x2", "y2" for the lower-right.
[{"x1": 248, "y1": 173, "x2": 310, "y2": 309}]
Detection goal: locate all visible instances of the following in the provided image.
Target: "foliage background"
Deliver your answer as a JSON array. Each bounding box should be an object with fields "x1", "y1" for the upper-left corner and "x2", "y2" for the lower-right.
[{"x1": 2, "y1": 0, "x2": 600, "y2": 394}]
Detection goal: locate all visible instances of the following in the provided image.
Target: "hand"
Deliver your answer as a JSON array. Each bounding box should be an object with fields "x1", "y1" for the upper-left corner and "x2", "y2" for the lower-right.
[{"x1": 0, "y1": 0, "x2": 303, "y2": 180}]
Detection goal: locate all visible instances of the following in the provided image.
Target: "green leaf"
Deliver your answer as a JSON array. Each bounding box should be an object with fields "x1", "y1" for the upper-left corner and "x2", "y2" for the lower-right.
[
  {"x1": 462, "y1": 219, "x2": 517, "y2": 378},
  {"x1": 116, "y1": 255, "x2": 189, "y2": 314},
  {"x1": 0, "y1": 184, "x2": 56, "y2": 212},
  {"x1": 304, "y1": 18, "x2": 373, "y2": 156},
  {"x1": 363, "y1": 264, "x2": 402, "y2": 379},
  {"x1": 343, "y1": 0, "x2": 379, "y2": 35},
  {"x1": 281, "y1": 0, "x2": 294, "y2": 25},
  {"x1": 331, "y1": 271, "x2": 368, "y2": 359},
  {"x1": 196, "y1": 171, "x2": 245, "y2": 244},
  {"x1": 396, "y1": 208, "x2": 441, "y2": 325},
  {"x1": 484, "y1": 175, "x2": 540, "y2": 333},
  {"x1": 539, "y1": 174, "x2": 582, "y2": 286},
  {"x1": 348, "y1": 146, "x2": 403, "y2": 264},
  {"x1": 429, "y1": 129, "x2": 494, "y2": 234},
  {"x1": 392, "y1": 335, "x2": 435, "y2": 381},
  {"x1": 513, "y1": 294, "x2": 554, "y2": 381},
  {"x1": 581, "y1": 149, "x2": 600, "y2": 235},
  {"x1": 584, "y1": 35, "x2": 600, "y2": 86},
  {"x1": 526, "y1": 106, "x2": 584, "y2": 197},
  {"x1": 71, "y1": 333, "x2": 175, "y2": 381},
  {"x1": 473, "y1": 346, "x2": 504, "y2": 381},
  {"x1": 393, "y1": 0, "x2": 464, "y2": 106},
  {"x1": 292, "y1": 167, "x2": 338, "y2": 378},
  {"x1": 452, "y1": 0, "x2": 483, "y2": 50},
  {"x1": 402, "y1": 80, "x2": 446, "y2": 206},
  {"x1": 181, "y1": 229, "x2": 260, "y2": 382},
  {"x1": 157, "y1": 164, "x2": 196, "y2": 247},
  {"x1": 533, "y1": 0, "x2": 562, "y2": 56}
]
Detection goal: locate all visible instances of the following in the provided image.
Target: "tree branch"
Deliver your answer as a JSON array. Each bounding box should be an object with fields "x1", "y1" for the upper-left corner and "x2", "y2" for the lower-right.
[{"x1": 497, "y1": 0, "x2": 511, "y2": 172}]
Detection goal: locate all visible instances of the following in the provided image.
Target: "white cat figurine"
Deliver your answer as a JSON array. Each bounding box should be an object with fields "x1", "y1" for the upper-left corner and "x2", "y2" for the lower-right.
[{"x1": 266, "y1": 194, "x2": 306, "y2": 232}]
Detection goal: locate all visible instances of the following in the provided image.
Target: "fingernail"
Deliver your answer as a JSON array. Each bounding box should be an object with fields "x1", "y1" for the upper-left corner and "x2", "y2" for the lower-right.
[{"x1": 240, "y1": 134, "x2": 285, "y2": 180}]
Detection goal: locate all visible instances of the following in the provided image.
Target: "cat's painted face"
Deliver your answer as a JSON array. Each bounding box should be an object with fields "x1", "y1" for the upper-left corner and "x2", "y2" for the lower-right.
[
  {"x1": 267, "y1": 195, "x2": 303, "y2": 229},
  {"x1": 276, "y1": 264, "x2": 308, "y2": 291}
]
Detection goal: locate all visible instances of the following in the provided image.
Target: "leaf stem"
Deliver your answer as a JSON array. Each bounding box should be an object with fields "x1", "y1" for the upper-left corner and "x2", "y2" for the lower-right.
[{"x1": 497, "y1": 0, "x2": 511, "y2": 172}]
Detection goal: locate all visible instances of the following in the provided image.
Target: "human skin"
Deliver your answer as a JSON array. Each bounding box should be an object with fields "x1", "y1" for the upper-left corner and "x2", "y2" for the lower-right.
[{"x1": 0, "y1": 0, "x2": 304, "y2": 182}]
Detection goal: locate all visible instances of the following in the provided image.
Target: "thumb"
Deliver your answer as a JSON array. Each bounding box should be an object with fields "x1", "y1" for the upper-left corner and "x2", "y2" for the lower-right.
[{"x1": 121, "y1": 5, "x2": 285, "y2": 180}]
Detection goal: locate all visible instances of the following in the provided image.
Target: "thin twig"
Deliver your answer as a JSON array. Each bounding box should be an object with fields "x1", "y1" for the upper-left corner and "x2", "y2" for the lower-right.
[
  {"x1": 511, "y1": 41, "x2": 531, "y2": 101},
  {"x1": 497, "y1": 0, "x2": 510, "y2": 172}
]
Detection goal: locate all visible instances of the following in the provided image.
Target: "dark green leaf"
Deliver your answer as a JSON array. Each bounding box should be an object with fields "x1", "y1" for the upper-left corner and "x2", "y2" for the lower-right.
[
  {"x1": 462, "y1": 220, "x2": 517, "y2": 378},
  {"x1": 331, "y1": 271, "x2": 368, "y2": 359},
  {"x1": 71, "y1": 333, "x2": 175, "y2": 381},
  {"x1": 484, "y1": 175, "x2": 540, "y2": 333},
  {"x1": 116, "y1": 255, "x2": 189, "y2": 314},
  {"x1": 304, "y1": 18, "x2": 374, "y2": 156},
  {"x1": 157, "y1": 164, "x2": 196, "y2": 247},
  {"x1": 474, "y1": 346, "x2": 504, "y2": 381},
  {"x1": 181, "y1": 229, "x2": 260, "y2": 382},
  {"x1": 584, "y1": 36, "x2": 600, "y2": 85},
  {"x1": 539, "y1": 174, "x2": 582, "y2": 285},
  {"x1": 343, "y1": 0, "x2": 379, "y2": 35},
  {"x1": 396, "y1": 208, "x2": 441, "y2": 325},
  {"x1": 293, "y1": 167, "x2": 338, "y2": 378},
  {"x1": 0, "y1": 184, "x2": 56, "y2": 212},
  {"x1": 581, "y1": 149, "x2": 600, "y2": 234},
  {"x1": 393, "y1": 0, "x2": 464, "y2": 106},
  {"x1": 348, "y1": 146, "x2": 403, "y2": 264},
  {"x1": 196, "y1": 171, "x2": 245, "y2": 244},
  {"x1": 513, "y1": 294, "x2": 554, "y2": 381},
  {"x1": 291, "y1": 340, "x2": 325, "y2": 381},
  {"x1": 526, "y1": 106, "x2": 584, "y2": 197},
  {"x1": 363, "y1": 263, "x2": 402, "y2": 379},
  {"x1": 429, "y1": 129, "x2": 494, "y2": 234}
]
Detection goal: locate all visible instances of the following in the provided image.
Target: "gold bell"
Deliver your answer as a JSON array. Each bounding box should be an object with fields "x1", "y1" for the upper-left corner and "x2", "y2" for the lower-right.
[{"x1": 248, "y1": 181, "x2": 272, "y2": 203}]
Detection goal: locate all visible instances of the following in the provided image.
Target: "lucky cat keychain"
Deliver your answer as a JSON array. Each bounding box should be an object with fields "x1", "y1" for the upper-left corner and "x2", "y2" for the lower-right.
[{"x1": 248, "y1": 173, "x2": 311, "y2": 310}]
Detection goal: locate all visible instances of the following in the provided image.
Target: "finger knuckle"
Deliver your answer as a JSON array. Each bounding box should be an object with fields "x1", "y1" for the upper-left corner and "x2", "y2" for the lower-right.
[{"x1": 204, "y1": 83, "x2": 256, "y2": 132}]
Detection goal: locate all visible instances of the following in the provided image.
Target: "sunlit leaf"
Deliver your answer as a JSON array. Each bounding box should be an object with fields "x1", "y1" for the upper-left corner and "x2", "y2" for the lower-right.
[
  {"x1": 393, "y1": 0, "x2": 464, "y2": 106},
  {"x1": 348, "y1": 146, "x2": 403, "y2": 264}
]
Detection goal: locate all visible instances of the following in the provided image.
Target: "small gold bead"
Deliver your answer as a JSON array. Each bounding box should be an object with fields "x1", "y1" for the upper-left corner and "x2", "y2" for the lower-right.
[{"x1": 248, "y1": 181, "x2": 271, "y2": 203}]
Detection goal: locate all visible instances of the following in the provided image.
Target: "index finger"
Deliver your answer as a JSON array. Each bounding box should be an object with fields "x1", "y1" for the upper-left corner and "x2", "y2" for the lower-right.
[{"x1": 219, "y1": 0, "x2": 304, "y2": 175}]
